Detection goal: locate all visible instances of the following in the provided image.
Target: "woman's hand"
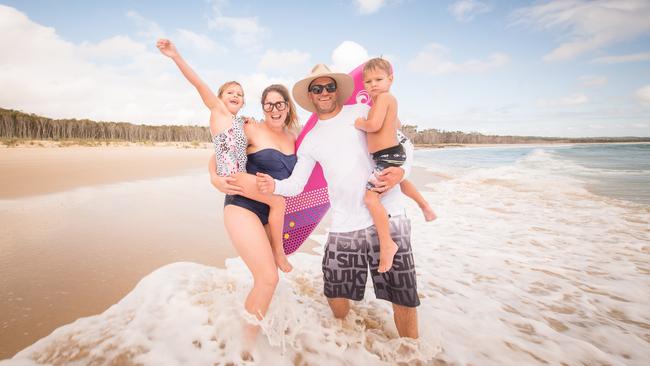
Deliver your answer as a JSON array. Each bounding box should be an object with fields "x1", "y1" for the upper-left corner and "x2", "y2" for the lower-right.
[
  {"x1": 370, "y1": 167, "x2": 404, "y2": 193},
  {"x1": 156, "y1": 38, "x2": 178, "y2": 58},
  {"x1": 256, "y1": 172, "x2": 275, "y2": 194},
  {"x1": 210, "y1": 175, "x2": 243, "y2": 195}
]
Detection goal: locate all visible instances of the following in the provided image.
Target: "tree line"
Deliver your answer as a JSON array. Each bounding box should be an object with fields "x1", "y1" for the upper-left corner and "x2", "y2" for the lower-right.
[
  {"x1": 1, "y1": 108, "x2": 648, "y2": 144},
  {"x1": 0, "y1": 108, "x2": 210, "y2": 142},
  {"x1": 400, "y1": 124, "x2": 650, "y2": 145}
]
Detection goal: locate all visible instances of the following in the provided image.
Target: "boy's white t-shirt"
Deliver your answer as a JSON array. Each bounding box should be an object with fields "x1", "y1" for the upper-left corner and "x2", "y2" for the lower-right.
[{"x1": 274, "y1": 104, "x2": 412, "y2": 233}]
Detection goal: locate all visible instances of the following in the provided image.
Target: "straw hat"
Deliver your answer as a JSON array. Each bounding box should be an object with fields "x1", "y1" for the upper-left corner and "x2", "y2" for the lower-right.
[{"x1": 292, "y1": 64, "x2": 354, "y2": 113}]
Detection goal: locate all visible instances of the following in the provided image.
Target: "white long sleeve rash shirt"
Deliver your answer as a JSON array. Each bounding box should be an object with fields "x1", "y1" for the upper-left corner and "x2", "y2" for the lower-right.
[{"x1": 274, "y1": 104, "x2": 412, "y2": 233}]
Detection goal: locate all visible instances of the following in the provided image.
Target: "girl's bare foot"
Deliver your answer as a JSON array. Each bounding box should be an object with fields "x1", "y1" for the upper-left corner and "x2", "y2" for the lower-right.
[
  {"x1": 378, "y1": 239, "x2": 399, "y2": 273},
  {"x1": 273, "y1": 249, "x2": 293, "y2": 273}
]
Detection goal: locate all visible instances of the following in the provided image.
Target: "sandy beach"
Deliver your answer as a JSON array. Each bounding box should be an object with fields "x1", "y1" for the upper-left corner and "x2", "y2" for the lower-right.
[
  {"x1": 2, "y1": 144, "x2": 649, "y2": 365},
  {"x1": 0, "y1": 144, "x2": 437, "y2": 359}
]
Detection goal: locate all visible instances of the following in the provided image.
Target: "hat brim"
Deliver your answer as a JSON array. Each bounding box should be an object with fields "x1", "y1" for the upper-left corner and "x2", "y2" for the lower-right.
[{"x1": 292, "y1": 72, "x2": 354, "y2": 113}]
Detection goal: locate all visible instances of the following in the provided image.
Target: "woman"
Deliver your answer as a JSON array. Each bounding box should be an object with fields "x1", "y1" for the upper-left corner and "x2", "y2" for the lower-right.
[{"x1": 156, "y1": 39, "x2": 298, "y2": 346}]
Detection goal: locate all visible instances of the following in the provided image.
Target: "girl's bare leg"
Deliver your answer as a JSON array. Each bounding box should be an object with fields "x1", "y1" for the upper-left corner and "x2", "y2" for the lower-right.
[
  {"x1": 233, "y1": 172, "x2": 292, "y2": 272},
  {"x1": 400, "y1": 179, "x2": 436, "y2": 222},
  {"x1": 364, "y1": 190, "x2": 398, "y2": 273},
  {"x1": 224, "y1": 205, "x2": 279, "y2": 350}
]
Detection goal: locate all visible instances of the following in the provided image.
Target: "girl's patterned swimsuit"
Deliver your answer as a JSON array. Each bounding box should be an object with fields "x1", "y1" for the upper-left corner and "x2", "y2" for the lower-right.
[{"x1": 212, "y1": 115, "x2": 248, "y2": 176}]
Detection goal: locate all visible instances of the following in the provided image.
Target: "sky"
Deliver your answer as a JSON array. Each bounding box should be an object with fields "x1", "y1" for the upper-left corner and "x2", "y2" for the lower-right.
[{"x1": 0, "y1": 0, "x2": 649, "y2": 137}]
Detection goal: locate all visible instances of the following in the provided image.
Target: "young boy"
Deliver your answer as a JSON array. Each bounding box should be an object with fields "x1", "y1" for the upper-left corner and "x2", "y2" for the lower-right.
[{"x1": 355, "y1": 58, "x2": 436, "y2": 273}]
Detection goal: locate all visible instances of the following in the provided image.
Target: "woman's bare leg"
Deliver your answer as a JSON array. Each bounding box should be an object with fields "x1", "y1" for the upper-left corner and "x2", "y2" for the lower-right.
[
  {"x1": 400, "y1": 179, "x2": 436, "y2": 222},
  {"x1": 224, "y1": 205, "x2": 280, "y2": 349},
  {"x1": 232, "y1": 172, "x2": 292, "y2": 272}
]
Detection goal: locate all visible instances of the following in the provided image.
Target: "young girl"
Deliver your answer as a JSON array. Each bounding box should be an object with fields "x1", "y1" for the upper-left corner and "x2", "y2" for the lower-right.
[
  {"x1": 156, "y1": 39, "x2": 293, "y2": 274},
  {"x1": 355, "y1": 58, "x2": 436, "y2": 273}
]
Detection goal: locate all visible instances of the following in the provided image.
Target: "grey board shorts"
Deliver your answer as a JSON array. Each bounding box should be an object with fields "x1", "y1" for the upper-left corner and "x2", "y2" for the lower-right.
[{"x1": 322, "y1": 215, "x2": 420, "y2": 307}]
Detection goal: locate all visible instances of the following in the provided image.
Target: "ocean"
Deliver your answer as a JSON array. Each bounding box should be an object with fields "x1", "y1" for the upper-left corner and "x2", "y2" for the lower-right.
[
  {"x1": 414, "y1": 143, "x2": 650, "y2": 205},
  {"x1": 2, "y1": 143, "x2": 649, "y2": 365}
]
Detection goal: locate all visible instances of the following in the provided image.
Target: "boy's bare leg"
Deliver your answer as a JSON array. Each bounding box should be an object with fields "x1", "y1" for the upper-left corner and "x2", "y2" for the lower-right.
[
  {"x1": 233, "y1": 172, "x2": 292, "y2": 272},
  {"x1": 364, "y1": 190, "x2": 398, "y2": 273},
  {"x1": 393, "y1": 303, "x2": 419, "y2": 338},
  {"x1": 400, "y1": 180, "x2": 436, "y2": 222}
]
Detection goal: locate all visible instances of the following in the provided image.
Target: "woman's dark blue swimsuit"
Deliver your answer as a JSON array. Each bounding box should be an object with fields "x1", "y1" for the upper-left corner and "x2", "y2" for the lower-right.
[{"x1": 224, "y1": 148, "x2": 297, "y2": 225}]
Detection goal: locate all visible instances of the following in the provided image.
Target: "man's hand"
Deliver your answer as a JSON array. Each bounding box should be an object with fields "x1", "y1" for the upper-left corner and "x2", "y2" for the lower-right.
[
  {"x1": 256, "y1": 172, "x2": 275, "y2": 194},
  {"x1": 210, "y1": 175, "x2": 243, "y2": 195},
  {"x1": 354, "y1": 117, "x2": 366, "y2": 130},
  {"x1": 371, "y1": 167, "x2": 405, "y2": 193}
]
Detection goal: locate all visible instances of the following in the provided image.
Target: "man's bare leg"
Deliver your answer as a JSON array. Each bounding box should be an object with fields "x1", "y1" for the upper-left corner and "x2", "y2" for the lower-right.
[
  {"x1": 327, "y1": 298, "x2": 350, "y2": 319},
  {"x1": 393, "y1": 304, "x2": 419, "y2": 338}
]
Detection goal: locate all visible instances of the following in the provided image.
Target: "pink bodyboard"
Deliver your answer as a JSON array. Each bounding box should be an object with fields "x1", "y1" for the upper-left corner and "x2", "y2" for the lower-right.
[{"x1": 282, "y1": 62, "x2": 372, "y2": 254}]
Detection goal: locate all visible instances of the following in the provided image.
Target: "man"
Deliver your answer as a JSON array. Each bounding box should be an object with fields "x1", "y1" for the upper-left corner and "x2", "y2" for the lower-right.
[{"x1": 257, "y1": 64, "x2": 419, "y2": 338}]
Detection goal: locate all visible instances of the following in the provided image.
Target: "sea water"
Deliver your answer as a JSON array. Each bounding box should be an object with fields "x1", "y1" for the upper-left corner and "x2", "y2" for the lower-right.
[{"x1": 2, "y1": 144, "x2": 649, "y2": 365}]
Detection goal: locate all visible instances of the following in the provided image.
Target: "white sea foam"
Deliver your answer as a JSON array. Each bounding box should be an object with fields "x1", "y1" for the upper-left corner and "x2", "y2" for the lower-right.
[{"x1": 3, "y1": 148, "x2": 650, "y2": 365}]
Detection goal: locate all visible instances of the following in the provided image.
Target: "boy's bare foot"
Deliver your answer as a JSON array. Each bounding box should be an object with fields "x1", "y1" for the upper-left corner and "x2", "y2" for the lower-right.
[
  {"x1": 378, "y1": 239, "x2": 399, "y2": 273},
  {"x1": 273, "y1": 249, "x2": 293, "y2": 273},
  {"x1": 421, "y1": 204, "x2": 437, "y2": 222}
]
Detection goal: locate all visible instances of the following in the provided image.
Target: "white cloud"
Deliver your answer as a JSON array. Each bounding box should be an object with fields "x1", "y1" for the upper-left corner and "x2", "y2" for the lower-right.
[
  {"x1": 632, "y1": 123, "x2": 648, "y2": 128},
  {"x1": 330, "y1": 41, "x2": 369, "y2": 73},
  {"x1": 0, "y1": 5, "x2": 216, "y2": 126},
  {"x1": 580, "y1": 75, "x2": 607, "y2": 87},
  {"x1": 207, "y1": 0, "x2": 268, "y2": 51},
  {"x1": 126, "y1": 10, "x2": 165, "y2": 41},
  {"x1": 79, "y1": 35, "x2": 146, "y2": 60},
  {"x1": 592, "y1": 52, "x2": 650, "y2": 64},
  {"x1": 176, "y1": 29, "x2": 226, "y2": 54},
  {"x1": 258, "y1": 49, "x2": 311, "y2": 74},
  {"x1": 511, "y1": 0, "x2": 650, "y2": 62},
  {"x1": 635, "y1": 85, "x2": 650, "y2": 104},
  {"x1": 537, "y1": 94, "x2": 589, "y2": 107},
  {"x1": 449, "y1": 0, "x2": 492, "y2": 22},
  {"x1": 355, "y1": 0, "x2": 386, "y2": 14},
  {"x1": 408, "y1": 43, "x2": 510, "y2": 75}
]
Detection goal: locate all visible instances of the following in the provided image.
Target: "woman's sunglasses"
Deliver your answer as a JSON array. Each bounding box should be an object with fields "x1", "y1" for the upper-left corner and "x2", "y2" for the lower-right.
[
  {"x1": 263, "y1": 101, "x2": 288, "y2": 112},
  {"x1": 309, "y1": 82, "x2": 337, "y2": 94}
]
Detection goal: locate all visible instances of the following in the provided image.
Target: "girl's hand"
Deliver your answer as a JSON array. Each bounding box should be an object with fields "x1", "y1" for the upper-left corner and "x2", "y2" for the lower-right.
[
  {"x1": 156, "y1": 38, "x2": 178, "y2": 58},
  {"x1": 256, "y1": 172, "x2": 275, "y2": 194},
  {"x1": 211, "y1": 175, "x2": 243, "y2": 195},
  {"x1": 242, "y1": 116, "x2": 259, "y2": 124}
]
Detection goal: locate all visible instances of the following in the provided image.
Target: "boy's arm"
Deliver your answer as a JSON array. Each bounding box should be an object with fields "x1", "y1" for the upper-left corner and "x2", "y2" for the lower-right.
[{"x1": 354, "y1": 93, "x2": 395, "y2": 132}]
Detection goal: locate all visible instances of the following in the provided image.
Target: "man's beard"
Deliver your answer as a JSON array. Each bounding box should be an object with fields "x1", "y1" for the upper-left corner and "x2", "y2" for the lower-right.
[{"x1": 315, "y1": 100, "x2": 337, "y2": 114}]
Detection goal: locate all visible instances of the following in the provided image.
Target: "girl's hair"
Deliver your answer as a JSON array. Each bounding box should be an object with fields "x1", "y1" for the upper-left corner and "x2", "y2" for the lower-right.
[
  {"x1": 362, "y1": 57, "x2": 393, "y2": 76},
  {"x1": 217, "y1": 81, "x2": 244, "y2": 104},
  {"x1": 261, "y1": 84, "x2": 299, "y2": 131}
]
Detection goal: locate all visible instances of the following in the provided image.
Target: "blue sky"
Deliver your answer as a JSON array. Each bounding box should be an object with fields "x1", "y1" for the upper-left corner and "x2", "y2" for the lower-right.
[{"x1": 0, "y1": 0, "x2": 648, "y2": 137}]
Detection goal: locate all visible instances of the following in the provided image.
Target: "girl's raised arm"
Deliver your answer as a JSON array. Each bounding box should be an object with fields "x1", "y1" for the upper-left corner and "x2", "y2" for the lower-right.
[{"x1": 156, "y1": 38, "x2": 227, "y2": 114}]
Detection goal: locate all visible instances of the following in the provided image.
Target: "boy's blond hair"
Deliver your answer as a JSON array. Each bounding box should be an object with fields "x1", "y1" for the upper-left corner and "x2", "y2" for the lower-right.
[{"x1": 362, "y1": 57, "x2": 393, "y2": 77}]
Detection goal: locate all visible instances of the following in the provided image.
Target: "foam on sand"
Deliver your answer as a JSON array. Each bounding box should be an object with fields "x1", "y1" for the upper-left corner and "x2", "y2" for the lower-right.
[{"x1": 2, "y1": 252, "x2": 440, "y2": 365}]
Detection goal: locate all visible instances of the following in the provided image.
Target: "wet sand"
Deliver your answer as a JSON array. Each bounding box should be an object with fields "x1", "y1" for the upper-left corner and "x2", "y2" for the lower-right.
[
  {"x1": 0, "y1": 145, "x2": 438, "y2": 358},
  {"x1": 0, "y1": 146, "x2": 213, "y2": 198}
]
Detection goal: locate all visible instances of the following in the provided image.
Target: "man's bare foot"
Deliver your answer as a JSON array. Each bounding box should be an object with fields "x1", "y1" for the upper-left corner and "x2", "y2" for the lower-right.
[
  {"x1": 273, "y1": 249, "x2": 293, "y2": 273},
  {"x1": 378, "y1": 239, "x2": 399, "y2": 273},
  {"x1": 421, "y1": 204, "x2": 437, "y2": 222}
]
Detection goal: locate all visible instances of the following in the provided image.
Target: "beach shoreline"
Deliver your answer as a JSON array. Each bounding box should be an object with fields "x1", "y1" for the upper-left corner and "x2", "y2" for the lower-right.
[{"x1": 0, "y1": 144, "x2": 440, "y2": 359}]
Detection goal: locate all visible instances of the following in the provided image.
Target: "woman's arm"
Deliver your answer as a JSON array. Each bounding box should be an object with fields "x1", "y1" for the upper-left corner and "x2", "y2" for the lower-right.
[
  {"x1": 208, "y1": 154, "x2": 243, "y2": 195},
  {"x1": 157, "y1": 38, "x2": 227, "y2": 114}
]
